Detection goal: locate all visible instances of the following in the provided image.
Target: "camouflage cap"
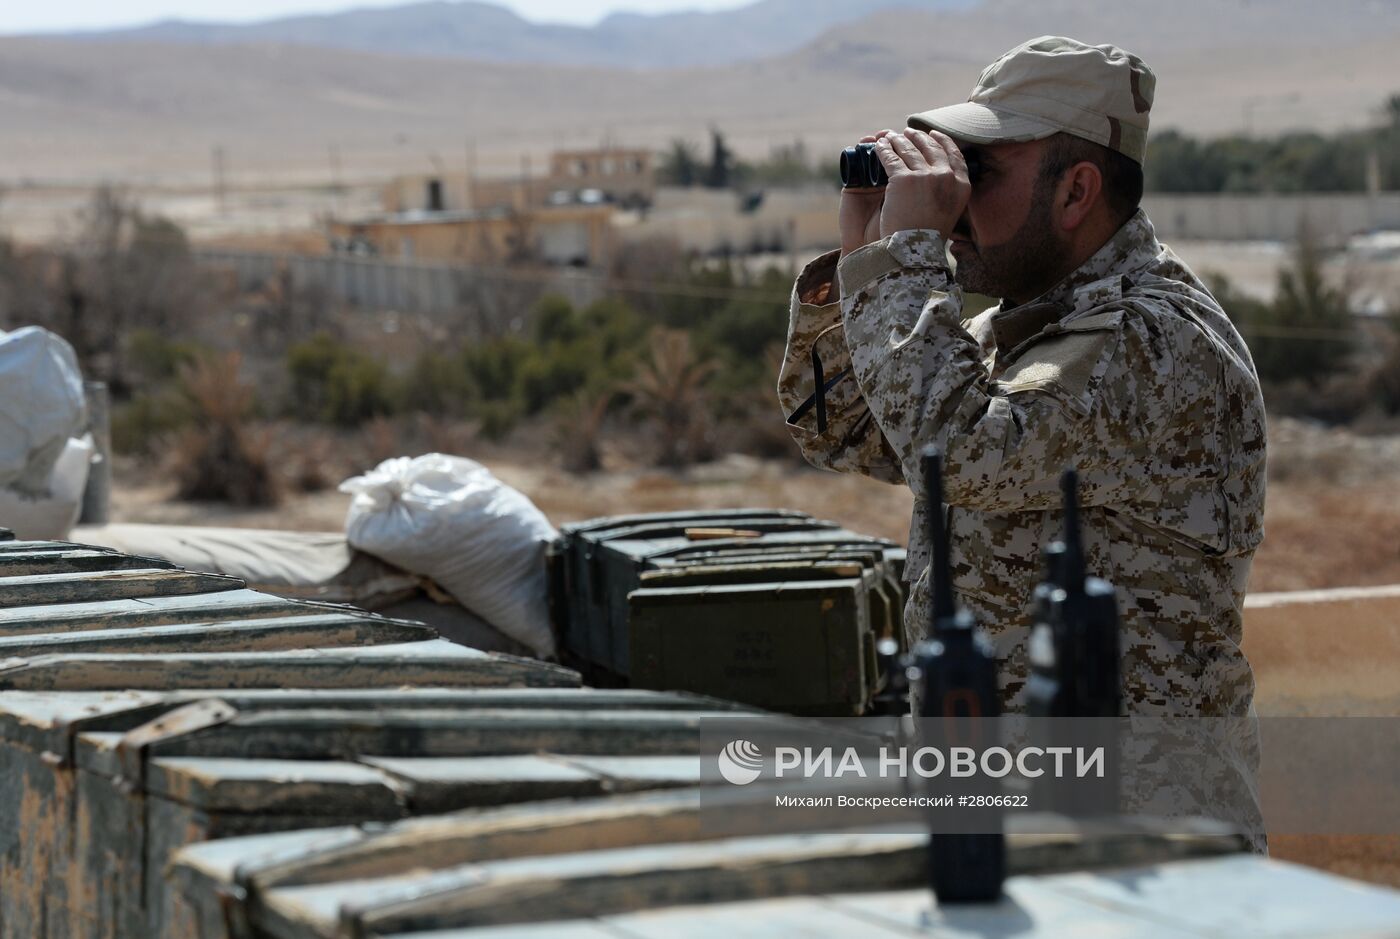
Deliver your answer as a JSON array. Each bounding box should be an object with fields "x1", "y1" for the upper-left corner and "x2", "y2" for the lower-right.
[{"x1": 908, "y1": 36, "x2": 1155, "y2": 164}]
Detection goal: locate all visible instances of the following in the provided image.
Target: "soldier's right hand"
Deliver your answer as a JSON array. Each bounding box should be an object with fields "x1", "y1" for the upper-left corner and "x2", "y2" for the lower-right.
[{"x1": 839, "y1": 131, "x2": 892, "y2": 258}]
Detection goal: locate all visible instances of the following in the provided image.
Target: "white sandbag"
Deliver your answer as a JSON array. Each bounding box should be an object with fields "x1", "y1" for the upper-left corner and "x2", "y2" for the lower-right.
[
  {"x1": 341, "y1": 454, "x2": 558, "y2": 657},
  {"x1": 0, "y1": 327, "x2": 87, "y2": 493},
  {"x1": 0, "y1": 435, "x2": 93, "y2": 540}
]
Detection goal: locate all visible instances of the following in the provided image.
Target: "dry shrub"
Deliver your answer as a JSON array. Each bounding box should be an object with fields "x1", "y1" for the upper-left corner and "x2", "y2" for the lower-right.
[
  {"x1": 625, "y1": 328, "x2": 719, "y2": 467},
  {"x1": 553, "y1": 390, "x2": 612, "y2": 474},
  {"x1": 287, "y1": 432, "x2": 337, "y2": 493},
  {"x1": 418, "y1": 414, "x2": 479, "y2": 457},
  {"x1": 730, "y1": 341, "x2": 806, "y2": 462},
  {"x1": 359, "y1": 416, "x2": 404, "y2": 469},
  {"x1": 169, "y1": 352, "x2": 279, "y2": 506},
  {"x1": 731, "y1": 403, "x2": 805, "y2": 461}
]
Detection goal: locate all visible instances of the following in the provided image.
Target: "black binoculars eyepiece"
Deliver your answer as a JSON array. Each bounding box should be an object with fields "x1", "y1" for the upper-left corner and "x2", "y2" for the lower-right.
[{"x1": 840, "y1": 142, "x2": 888, "y2": 188}]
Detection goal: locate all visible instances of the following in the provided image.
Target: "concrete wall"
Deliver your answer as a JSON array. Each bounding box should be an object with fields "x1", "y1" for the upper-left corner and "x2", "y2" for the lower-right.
[
  {"x1": 624, "y1": 187, "x2": 837, "y2": 255},
  {"x1": 194, "y1": 249, "x2": 605, "y2": 325},
  {"x1": 1129, "y1": 193, "x2": 1399, "y2": 243},
  {"x1": 628, "y1": 187, "x2": 1400, "y2": 257}
]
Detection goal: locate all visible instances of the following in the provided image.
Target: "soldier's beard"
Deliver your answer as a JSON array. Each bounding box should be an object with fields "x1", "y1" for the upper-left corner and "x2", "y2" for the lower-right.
[{"x1": 951, "y1": 178, "x2": 1075, "y2": 306}]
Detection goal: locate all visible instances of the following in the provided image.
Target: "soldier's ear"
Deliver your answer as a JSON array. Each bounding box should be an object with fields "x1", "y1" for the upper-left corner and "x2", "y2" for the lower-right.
[{"x1": 1057, "y1": 161, "x2": 1104, "y2": 233}]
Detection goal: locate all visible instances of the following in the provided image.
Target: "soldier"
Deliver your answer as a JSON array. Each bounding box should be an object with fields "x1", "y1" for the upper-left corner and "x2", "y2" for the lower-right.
[{"x1": 778, "y1": 37, "x2": 1267, "y2": 846}]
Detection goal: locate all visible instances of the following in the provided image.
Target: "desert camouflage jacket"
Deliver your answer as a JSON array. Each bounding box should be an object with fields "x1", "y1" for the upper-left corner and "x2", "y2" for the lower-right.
[{"x1": 779, "y1": 211, "x2": 1266, "y2": 721}]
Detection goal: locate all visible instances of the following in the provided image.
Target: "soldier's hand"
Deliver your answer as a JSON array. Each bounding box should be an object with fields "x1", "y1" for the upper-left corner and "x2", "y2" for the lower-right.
[
  {"x1": 875, "y1": 128, "x2": 970, "y2": 240},
  {"x1": 839, "y1": 131, "x2": 893, "y2": 258}
]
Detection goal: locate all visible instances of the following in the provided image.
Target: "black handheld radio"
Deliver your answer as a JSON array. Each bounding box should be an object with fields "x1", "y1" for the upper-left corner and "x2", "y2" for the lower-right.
[
  {"x1": 911, "y1": 447, "x2": 1005, "y2": 903},
  {"x1": 1026, "y1": 468, "x2": 1122, "y2": 813}
]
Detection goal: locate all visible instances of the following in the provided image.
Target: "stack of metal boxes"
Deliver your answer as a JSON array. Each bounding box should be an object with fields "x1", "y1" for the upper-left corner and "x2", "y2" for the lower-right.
[
  {"x1": 0, "y1": 536, "x2": 768, "y2": 939},
  {"x1": 168, "y1": 815, "x2": 1400, "y2": 939},
  {"x1": 550, "y1": 510, "x2": 908, "y2": 714},
  {"x1": 9, "y1": 534, "x2": 1400, "y2": 938}
]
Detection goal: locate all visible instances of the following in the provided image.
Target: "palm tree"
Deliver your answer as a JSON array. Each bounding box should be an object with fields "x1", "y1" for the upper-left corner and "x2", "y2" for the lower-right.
[
  {"x1": 625, "y1": 328, "x2": 719, "y2": 467},
  {"x1": 554, "y1": 390, "x2": 613, "y2": 473}
]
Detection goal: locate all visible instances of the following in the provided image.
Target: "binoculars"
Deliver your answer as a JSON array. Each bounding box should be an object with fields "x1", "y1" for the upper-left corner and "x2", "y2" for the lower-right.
[
  {"x1": 841, "y1": 138, "x2": 981, "y2": 188},
  {"x1": 840, "y1": 142, "x2": 887, "y2": 188}
]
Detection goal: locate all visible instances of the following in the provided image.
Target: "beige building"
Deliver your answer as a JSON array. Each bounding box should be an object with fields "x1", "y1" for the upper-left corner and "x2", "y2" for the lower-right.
[
  {"x1": 379, "y1": 146, "x2": 656, "y2": 216},
  {"x1": 546, "y1": 148, "x2": 654, "y2": 208},
  {"x1": 328, "y1": 204, "x2": 615, "y2": 268},
  {"x1": 346, "y1": 145, "x2": 655, "y2": 267}
]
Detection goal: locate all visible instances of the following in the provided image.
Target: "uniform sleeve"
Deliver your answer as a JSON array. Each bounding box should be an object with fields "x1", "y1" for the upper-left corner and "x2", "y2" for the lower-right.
[
  {"x1": 837, "y1": 229, "x2": 1163, "y2": 512},
  {"x1": 777, "y1": 250, "x2": 905, "y2": 485}
]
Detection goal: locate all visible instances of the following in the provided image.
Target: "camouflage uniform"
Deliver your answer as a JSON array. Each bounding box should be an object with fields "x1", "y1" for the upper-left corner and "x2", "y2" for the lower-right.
[{"x1": 778, "y1": 211, "x2": 1267, "y2": 843}]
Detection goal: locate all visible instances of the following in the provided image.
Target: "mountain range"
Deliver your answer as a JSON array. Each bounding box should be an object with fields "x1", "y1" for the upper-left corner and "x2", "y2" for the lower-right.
[
  {"x1": 0, "y1": 0, "x2": 1394, "y2": 184},
  {"x1": 58, "y1": 0, "x2": 979, "y2": 69}
]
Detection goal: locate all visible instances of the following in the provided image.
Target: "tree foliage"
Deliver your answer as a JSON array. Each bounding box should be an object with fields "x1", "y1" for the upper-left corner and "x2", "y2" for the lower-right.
[
  {"x1": 1145, "y1": 116, "x2": 1400, "y2": 193},
  {"x1": 1213, "y1": 227, "x2": 1354, "y2": 387}
]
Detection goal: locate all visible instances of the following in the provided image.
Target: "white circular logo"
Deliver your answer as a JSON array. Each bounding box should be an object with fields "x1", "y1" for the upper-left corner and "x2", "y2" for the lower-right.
[{"x1": 717, "y1": 739, "x2": 763, "y2": 785}]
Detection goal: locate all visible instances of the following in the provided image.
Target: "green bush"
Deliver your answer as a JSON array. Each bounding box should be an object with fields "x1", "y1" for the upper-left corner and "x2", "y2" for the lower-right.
[
  {"x1": 1213, "y1": 231, "x2": 1354, "y2": 388},
  {"x1": 126, "y1": 329, "x2": 207, "y2": 386},
  {"x1": 111, "y1": 389, "x2": 193, "y2": 456},
  {"x1": 518, "y1": 342, "x2": 595, "y2": 414},
  {"x1": 399, "y1": 349, "x2": 474, "y2": 416},
  {"x1": 502, "y1": 295, "x2": 646, "y2": 416},
  {"x1": 286, "y1": 333, "x2": 395, "y2": 426},
  {"x1": 474, "y1": 400, "x2": 523, "y2": 442}
]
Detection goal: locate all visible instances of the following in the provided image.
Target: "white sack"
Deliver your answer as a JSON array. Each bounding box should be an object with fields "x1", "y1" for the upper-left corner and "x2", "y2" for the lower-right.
[
  {"x1": 0, "y1": 327, "x2": 87, "y2": 493},
  {"x1": 0, "y1": 435, "x2": 93, "y2": 540},
  {"x1": 341, "y1": 454, "x2": 558, "y2": 657}
]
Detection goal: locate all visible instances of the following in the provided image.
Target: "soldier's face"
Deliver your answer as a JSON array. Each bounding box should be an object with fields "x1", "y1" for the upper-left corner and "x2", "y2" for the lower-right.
[{"x1": 947, "y1": 138, "x2": 1074, "y2": 305}]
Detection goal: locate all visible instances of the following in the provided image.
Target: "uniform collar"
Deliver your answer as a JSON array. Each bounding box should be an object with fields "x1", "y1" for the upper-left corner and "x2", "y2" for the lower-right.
[{"x1": 989, "y1": 210, "x2": 1159, "y2": 355}]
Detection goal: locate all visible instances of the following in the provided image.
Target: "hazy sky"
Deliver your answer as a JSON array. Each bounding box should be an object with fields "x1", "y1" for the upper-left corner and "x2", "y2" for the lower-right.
[{"x1": 0, "y1": 0, "x2": 752, "y2": 34}]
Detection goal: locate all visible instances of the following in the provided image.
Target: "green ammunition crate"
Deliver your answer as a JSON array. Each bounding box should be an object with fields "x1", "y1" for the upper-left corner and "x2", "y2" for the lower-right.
[
  {"x1": 646, "y1": 546, "x2": 907, "y2": 644},
  {"x1": 555, "y1": 510, "x2": 840, "y2": 670},
  {"x1": 628, "y1": 576, "x2": 876, "y2": 714},
  {"x1": 552, "y1": 511, "x2": 905, "y2": 704}
]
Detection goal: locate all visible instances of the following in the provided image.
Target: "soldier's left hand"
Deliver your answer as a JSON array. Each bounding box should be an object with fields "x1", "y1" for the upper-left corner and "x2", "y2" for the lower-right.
[{"x1": 874, "y1": 128, "x2": 971, "y2": 240}]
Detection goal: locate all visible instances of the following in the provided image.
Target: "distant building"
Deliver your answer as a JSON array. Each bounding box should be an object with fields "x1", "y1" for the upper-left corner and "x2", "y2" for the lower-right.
[
  {"x1": 380, "y1": 175, "x2": 473, "y2": 215},
  {"x1": 327, "y1": 204, "x2": 614, "y2": 268},
  {"x1": 339, "y1": 145, "x2": 652, "y2": 267},
  {"x1": 379, "y1": 146, "x2": 655, "y2": 216},
  {"x1": 546, "y1": 148, "x2": 654, "y2": 208}
]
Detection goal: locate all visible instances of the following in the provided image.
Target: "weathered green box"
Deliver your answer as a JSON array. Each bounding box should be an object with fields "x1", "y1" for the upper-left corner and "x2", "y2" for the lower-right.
[
  {"x1": 1, "y1": 686, "x2": 750, "y2": 939},
  {"x1": 555, "y1": 510, "x2": 839, "y2": 671},
  {"x1": 628, "y1": 576, "x2": 876, "y2": 714},
  {"x1": 0, "y1": 543, "x2": 577, "y2": 939},
  {"x1": 163, "y1": 791, "x2": 1311, "y2": 939},
  {"x1": 643, "y1": 548, "x2": 906, "y2": 646},
  {"x1": 552, "y1": 509, "x2": 904, "y2": 690}
]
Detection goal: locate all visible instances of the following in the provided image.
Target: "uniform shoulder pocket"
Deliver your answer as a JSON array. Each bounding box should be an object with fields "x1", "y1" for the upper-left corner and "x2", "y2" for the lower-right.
[{"x1": 994, "y1": 309, "x2": 1123, "y2": 415}]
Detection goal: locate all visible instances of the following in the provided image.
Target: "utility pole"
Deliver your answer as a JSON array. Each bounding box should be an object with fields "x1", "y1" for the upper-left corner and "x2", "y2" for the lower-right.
[
  {"x1": 212, "y1": 145, "x2": 227, "y2": 214},
  {"x1": 328, "y1": 143, "x2": 344, "y2": 218},
  {"x1": 465, "y1": 137, "x2": 477, "y2": 210}
]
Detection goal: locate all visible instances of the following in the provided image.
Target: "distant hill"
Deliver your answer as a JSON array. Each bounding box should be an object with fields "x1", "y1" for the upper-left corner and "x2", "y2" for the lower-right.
[
  {"x1": 59, "y1": 0, "x2": 979, "y2": 69},
  {"x1": 0, "y1": 0, "x2": 1395, "y2": 184}
]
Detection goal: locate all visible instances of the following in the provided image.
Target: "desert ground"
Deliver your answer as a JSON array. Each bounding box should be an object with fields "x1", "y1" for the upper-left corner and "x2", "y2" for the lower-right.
[{"x1": 108, "y1": 415, "x2": 1400, "y2": 596}]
